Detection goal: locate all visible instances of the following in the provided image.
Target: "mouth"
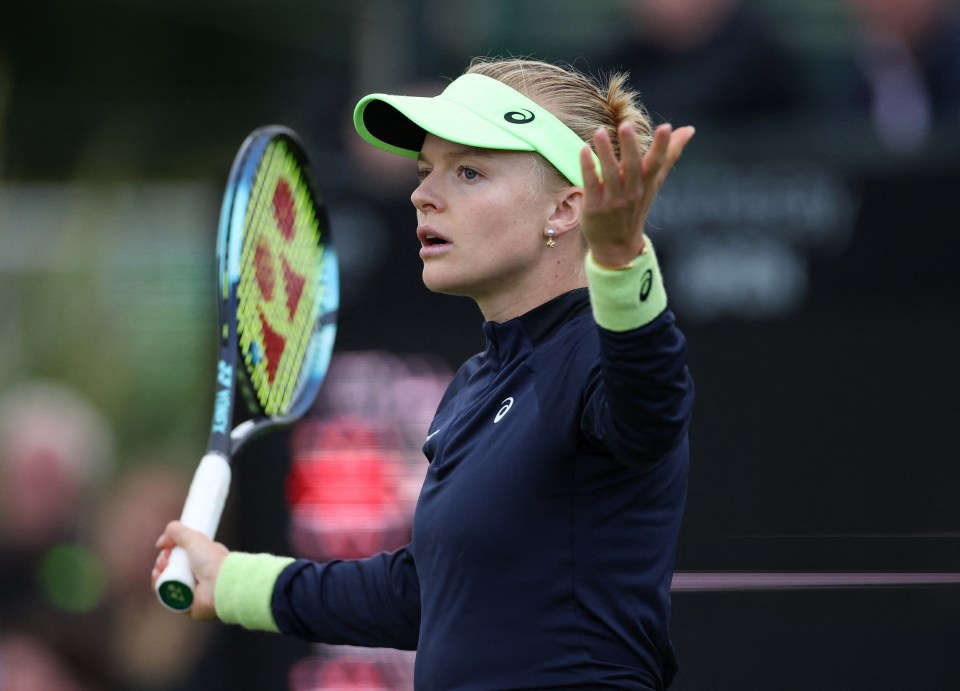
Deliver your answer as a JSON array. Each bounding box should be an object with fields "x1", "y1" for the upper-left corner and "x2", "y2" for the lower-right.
[{"x1": 417, "y1": 226, "x2": 451, "y2": 249}]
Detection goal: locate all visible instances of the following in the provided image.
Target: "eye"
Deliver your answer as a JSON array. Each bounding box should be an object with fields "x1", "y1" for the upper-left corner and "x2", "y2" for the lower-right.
[
  {"x1": 417, "y1": 167, "x2": 431, "y2": 182},
  {"x1": 458, "y1": 166, "x2": 480, "y2": 181}
]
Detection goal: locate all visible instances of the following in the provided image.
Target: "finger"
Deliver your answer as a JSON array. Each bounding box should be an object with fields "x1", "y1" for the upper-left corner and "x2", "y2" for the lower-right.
[
  {"x1": 154, "y1": 520, "x2": 204, "y2": 555},
  {"x1": 579, "y1": 144, "x2": 602, "y2": 199},
  {"x1": 592, "y1": 127, "x2": 622, "y2": 196},
  {"x1": 155, "y1": 521, "x2": 177, "y2": 550},
  {"x1": 665, "y1": 126, "x2": 696, "y2": 166},
  {"x1": 654, "y1": 125, "x2": 696, "y2": 188},
  {"x1": 155, "y1": 518, "x2": 192, "y2": 547},
  {"x1": 642, "y1": 123, "x2": 673, "y2": 179},
  {"x1": 618, "y1": 121, "x2": 644, "y2": 194},
  {"x1": 151, "y1": 547, "x2": 172, "y2": 587}
]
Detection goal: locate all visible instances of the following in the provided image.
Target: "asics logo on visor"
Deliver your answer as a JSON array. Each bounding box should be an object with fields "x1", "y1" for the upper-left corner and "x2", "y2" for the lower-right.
[{"x1": 503, "y1": 109, "x2": 535, "y2": 124}]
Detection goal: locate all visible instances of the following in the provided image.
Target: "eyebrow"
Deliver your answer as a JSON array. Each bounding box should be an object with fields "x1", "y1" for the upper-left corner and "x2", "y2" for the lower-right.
[{"x1": 417, "y1": 147, "x2": 495, "y2": 165}]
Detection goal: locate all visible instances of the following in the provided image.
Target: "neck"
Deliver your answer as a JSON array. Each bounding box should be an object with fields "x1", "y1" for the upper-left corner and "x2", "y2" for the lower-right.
[{"x1": 475, "y1": 254, "x2": 587, "y2": 323}]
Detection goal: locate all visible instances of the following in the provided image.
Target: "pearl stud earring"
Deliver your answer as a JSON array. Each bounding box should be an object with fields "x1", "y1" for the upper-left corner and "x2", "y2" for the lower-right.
[{"x1": 545, "y1": 228, "x2": 556, "y2": 249}]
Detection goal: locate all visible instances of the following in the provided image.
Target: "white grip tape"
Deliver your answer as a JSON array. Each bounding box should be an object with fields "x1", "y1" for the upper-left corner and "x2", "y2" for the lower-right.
[
  {"x1": 155, "y1": 453, "x2": 231, "y2": 611},
  {"x1": 179, "y1": 452, "x2": 232, "y2": 538}
]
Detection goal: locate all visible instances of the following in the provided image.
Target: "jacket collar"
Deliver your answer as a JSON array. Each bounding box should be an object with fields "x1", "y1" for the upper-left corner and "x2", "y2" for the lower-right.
[{"x1": 482, "y1": 288, "x2": 591, "y2": 357}]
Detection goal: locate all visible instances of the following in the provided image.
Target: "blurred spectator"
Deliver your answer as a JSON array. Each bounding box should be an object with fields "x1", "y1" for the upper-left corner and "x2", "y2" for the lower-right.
[
  {"x1": 93, "y1": 461, "x2": 213, "y2": 691},
  {"x1": 598, "y1": 0, "x2": 801, "y2": 126},
  {"x1": 0, "y1": 380, "x2": 113, "y2": 615},
  {"x1": 843, "y1": 0, "x2": 960, "y2": 151},
  {"x1": 0, "y1": 627, "x2": 105, "y2": 691},
  {"x1": 0, "y1": 380, "x2": 115, "y2": 690}
]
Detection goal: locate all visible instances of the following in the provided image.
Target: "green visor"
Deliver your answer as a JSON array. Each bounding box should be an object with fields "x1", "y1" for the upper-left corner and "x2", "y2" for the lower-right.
[{"x1": 353, "y1": 73, "x2": 599, "y2": 187}]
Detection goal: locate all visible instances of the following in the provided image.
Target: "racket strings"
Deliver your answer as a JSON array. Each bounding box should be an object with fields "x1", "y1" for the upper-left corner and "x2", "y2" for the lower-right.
[
  {"x1": 236, "y1": 140, "x2": 326, "y2": 416},
  {"x1": 256, "y1": 146, "x2": 324, "y2": 411},
  {"x1": 244, "y1": 157, "x2": 319, "y2": 413}
]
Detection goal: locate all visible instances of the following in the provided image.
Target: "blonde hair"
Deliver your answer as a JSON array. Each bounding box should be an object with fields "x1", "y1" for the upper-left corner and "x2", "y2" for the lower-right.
[{"x1": 466, "y1": 57, "x2": 653, "y2": 187}]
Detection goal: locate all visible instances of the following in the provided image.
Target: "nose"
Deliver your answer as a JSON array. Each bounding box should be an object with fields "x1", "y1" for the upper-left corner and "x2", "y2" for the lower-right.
[{"x1": 411, "y1": 176, "x2": 440, "y2": 214}]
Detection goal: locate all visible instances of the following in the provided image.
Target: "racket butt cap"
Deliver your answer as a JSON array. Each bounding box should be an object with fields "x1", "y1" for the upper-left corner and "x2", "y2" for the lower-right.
[
  {"x1": 158, "y1": 580, "x2": 194, "y2": 612},
  {"x1": 156, "y1": 546, "x2": 196, "y2": 612}
]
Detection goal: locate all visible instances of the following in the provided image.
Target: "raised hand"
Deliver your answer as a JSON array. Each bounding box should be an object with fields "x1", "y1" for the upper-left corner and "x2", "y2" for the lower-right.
[{"x1": 580, "y1": 122, "x2": 695, "y2": 268}]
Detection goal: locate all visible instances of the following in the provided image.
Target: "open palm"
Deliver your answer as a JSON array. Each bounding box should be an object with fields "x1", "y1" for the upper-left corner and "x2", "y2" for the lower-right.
[{"x1": 580, "y1": 122, "x2": 695, "y2": 268}]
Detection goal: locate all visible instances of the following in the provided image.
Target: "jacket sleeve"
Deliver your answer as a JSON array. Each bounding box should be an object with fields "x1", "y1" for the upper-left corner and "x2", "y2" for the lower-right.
[
  {"x1": 582, "y1": 240, "x2": 695, "y2": 465},
  {"x1": 272, "y1": 546, "x2": 421, "y2": 650},
  {"x1": 215, "y1": 546, "x2": 421, "y2": 650}
]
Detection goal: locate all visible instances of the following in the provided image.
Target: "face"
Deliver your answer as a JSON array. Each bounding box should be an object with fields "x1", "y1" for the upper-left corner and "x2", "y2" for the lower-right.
[
  {"x1": 412, "y1": 134, "x2": 558, "y2": 312},
  {"x1": 0, "y1": 444, "x2": 80, "y2": 545}
]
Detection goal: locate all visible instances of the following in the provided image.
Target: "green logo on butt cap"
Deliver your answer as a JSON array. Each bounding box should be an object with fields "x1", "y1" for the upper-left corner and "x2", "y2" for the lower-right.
[{"x1": 159, "y1": 581, "x2": 194, "y2": 611}]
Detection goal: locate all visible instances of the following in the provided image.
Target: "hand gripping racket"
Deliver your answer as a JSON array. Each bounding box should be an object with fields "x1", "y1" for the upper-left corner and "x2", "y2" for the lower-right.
[{"x1": 155, "y1": 126, "x2": 338, "y2": 612}]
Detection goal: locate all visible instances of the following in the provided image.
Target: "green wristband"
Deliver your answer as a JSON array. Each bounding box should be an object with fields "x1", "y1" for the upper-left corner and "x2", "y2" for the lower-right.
[
  {"x1": 214, "y1": 552, "x2": 295, "y2": 632},
  {"x1": 585, "y1": 239, "x2": 667, "y2": 332}
]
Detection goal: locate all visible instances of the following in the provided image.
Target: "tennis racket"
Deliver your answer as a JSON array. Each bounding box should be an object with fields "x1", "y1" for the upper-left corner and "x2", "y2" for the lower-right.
[{"x1": 155, "y1": 125, "x2": 339, "y2": 612}]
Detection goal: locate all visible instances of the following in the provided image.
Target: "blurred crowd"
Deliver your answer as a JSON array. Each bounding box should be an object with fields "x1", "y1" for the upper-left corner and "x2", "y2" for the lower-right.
[
  {"x1": 593, "y1": 0, "x2": 960, "y2": 150},
  {"x1": 1, "y1": 1, "x2": 958, "y2": 690},
  {"x1": 0, "y1": 380, "x2": 214, "y2": 690},
  {"x1": 0, "y1": 353, "x2": 450, "y2": 691}
]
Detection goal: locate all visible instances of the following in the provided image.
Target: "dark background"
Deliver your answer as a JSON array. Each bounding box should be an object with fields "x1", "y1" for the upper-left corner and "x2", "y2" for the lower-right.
[{"x1": 1, "y1": 1, "x2": 958, "y2": 689}]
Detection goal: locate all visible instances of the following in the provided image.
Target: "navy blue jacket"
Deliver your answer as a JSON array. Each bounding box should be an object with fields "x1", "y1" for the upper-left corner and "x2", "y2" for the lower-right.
[{"x1": 272, "y1": 288, "x2": 693, "y2": 690}]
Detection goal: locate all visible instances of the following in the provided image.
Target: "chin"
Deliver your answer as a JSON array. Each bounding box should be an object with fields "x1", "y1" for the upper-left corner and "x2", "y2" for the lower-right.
[{"x1": 421, "y1": 267, "x2": 472, "y2": 298}]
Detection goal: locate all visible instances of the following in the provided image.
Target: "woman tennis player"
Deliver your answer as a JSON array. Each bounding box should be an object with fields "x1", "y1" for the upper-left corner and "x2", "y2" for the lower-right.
[{"x1": 154, "y1": 57, "x2": 696, "y2": 690}]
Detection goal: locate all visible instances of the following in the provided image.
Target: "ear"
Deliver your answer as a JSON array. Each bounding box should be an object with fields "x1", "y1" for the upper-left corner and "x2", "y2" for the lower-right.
[{"x1": 547, "y1": 187, "x2": 583, "y2": 238}]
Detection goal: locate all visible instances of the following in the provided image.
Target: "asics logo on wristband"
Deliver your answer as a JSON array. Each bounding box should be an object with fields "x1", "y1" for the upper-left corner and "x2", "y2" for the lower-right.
[{"x1": 640, "y1": 269, "x2": 653, "y2": 302}]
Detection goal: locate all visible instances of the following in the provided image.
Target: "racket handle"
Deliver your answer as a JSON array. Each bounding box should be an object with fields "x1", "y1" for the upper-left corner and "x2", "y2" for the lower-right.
[{"x1": 155, "y1": 452, "x2": 232, "y2": 612}]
